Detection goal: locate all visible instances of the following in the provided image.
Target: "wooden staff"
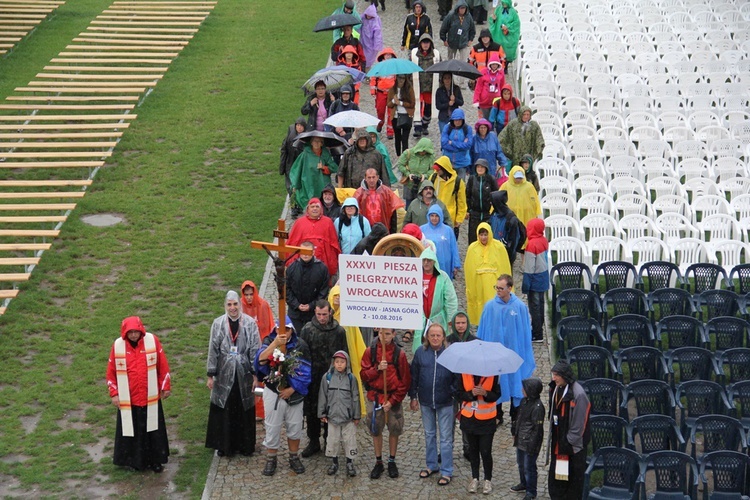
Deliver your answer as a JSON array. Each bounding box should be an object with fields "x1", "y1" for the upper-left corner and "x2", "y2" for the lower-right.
[{"x1": 380, "y1": 330, "x2": 388, "y2": 404}]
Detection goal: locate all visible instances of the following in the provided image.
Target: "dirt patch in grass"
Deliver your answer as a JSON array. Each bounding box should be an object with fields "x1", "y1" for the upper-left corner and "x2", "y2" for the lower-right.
[
  {"x1": 0, "y1": 454, "x2": 31, "y2": 464},
  {"x1": 20, "y1": 413, "x2": 41, "y2": 435},
  {"x1": 0, "y1": 474, "x2": 22, "y2": 497},
  {"x1": 56, "y1": 404, "x2": 91, "y2": 431},
  {"x1": 57, "y1": 354, "x2": 74, "y2": 367}
]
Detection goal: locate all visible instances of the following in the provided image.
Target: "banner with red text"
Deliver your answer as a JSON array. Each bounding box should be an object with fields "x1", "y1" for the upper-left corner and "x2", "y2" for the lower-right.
[{"x1": 339, "y1": 254, "x2": 423, "y2": 330}]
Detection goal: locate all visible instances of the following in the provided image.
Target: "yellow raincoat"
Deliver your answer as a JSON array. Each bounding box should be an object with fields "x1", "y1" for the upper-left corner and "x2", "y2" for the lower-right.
[
  {"x1": 499, "y1": 165, "x2": 542, "y2": 226},
  {"x1": 432, "y1": 156, "x2": 468, "y2": 228},
  {"x1": 464, "y1": 221, "x2": 512, "y2": 324},
  {"x1": 328, "y1": 284, "x2": 367, "y2": 415}
]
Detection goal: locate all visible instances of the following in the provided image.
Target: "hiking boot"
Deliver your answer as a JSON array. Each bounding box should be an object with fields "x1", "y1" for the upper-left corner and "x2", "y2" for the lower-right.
[
  {"x1": 510, "y1": 483, "x2": 526, "y2": 492},
  {"x1": 422, "y1": 127, "x2": 430, "y2": 136},
  {"x1": 468, "y1": 478, "x2": 479, "y2": 493},
  {"x1": 523, "y1": 494, "x2": 536, "y2": 500},
  {"x1": 370, "y1": 461, "x2": 384, "y2": 479},
  {"x1": 346, "y1": 462, "x2": 357, "y2": 477},
  {"x1": 262, "y1": 457, "x2": 277, "y2": 476},
  {"x1": 483, "y1": 480, "x2": 493, "y2": 495},
  {"x1": 327, "y1": 463, "x2": 338, "y2": 475},
  {"x1": 289, "y1": 454, "x2": 305, "y2": 474},
  {"x1": 301, "y1": 442, "x2": 321, "y2": 458},
  {"x1": 387, "y1": 460, "x2": 399, "y2": 478}
]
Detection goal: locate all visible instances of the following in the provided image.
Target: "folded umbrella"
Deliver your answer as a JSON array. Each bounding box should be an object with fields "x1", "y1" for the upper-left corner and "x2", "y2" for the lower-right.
[
  {"x1": 367, "y1": 58, "x2": 423, "y2": 77},
  {"x1": 437, "y1": 339, "x2": 524, "y2": 376},
  {"x1": 314, "y1": 13, "x2": 361, "y2": 32},
  {"x1": 293, "y1": 130, "x2": 350, "y2": 149},
  {"x1": 324, "y1": 110, "x2": 379, "y2": 129},
  {"x1": 424, "y1": 59, "x2": 483, "y2": 79}
]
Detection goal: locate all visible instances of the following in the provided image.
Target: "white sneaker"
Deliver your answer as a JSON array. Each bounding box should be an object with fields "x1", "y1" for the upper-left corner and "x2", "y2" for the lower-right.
[
  {"x1": 483, "y1": 480, "x2": 493, "y2": 495},
  {"x1": 468, "y1": 478, "x2": 479, "y2": 493}
]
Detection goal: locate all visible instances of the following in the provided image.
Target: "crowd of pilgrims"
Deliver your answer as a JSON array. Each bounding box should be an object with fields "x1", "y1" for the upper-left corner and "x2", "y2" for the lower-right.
[{"x1": 106, "y1": 0, "x2": 581, "y2": 498}]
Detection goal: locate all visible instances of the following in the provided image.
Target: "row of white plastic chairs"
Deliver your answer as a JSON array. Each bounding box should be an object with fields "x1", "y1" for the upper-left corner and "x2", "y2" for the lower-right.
[
  {"x1": 520, "y1": 0, "x2": 748, "y2": 18},
  {"x1": 541, "y1": 174, "x2": 750, "y2": 206},
  {"x1": 520, "y1": 11, "x2": 749, "y2": 32},
  {"x1": 542, "y1": 191, "x2": 750, "y2": 229},
  {"x1": 548, "y1": 212, "x2": 745, "y2": 246},
  {"x1": 548, "y1": 234, "x2": 746, "y2": 273},
  {"x1": 537, "y1": 156, "x2": 750, "y2": 186}
]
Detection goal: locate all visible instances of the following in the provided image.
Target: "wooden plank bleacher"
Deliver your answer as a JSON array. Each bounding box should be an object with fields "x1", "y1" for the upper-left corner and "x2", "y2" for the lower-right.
[
  {"x1": 0, "y1": 0, "x2": 65, "y2": 56},
  {"x1": 0, "y1": 0, "x2": 216, "y2": 314}
]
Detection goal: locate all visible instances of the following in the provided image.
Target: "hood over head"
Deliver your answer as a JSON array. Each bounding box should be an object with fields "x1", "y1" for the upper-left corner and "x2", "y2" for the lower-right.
[
  {"x1": 295, "y1": 116, "x2": 307, "y2": 127},
  {"x1": 509, "y1": 165, "x2": 527, "y2": 183},
  {"x1": 338, "y1": 45, "x2": 360, "y2": 65},
  {"x1": 307, "y1": 197, "x2": 323, "y2": 216},
  {"x1": 520, "y1": 154, "x2": 534, "y2": 170},
  {"x1": 353, "y1": 128, "x2": 373, "y2": 150},
  {"x1": 418, "y1": 32, "x2": 434, "y2": 49},
  {"x1": 453, "y1": 0, "x2": 469, "y2": 14},
  {"x1": 450, "y1": 108, "x2": 466, "y2": 122},
  {"x1": 402, "y1": 223, "x2": 423, "y2": 240},
  {"x1": 501, "y1": 83, "x2": 514, "y2": 98},
  {"x1": 479, "y1": 28, "x2": 492, "y2": 40},
  {"x1": 412, "y1": 137, "x2": 434, "y2": 155},
  {"x1": 365, "y1": 125, "x2": 381, "y2": 143},
  {"x1": 526, "y1": 218, "x2": 545, "y2": 239},
  {"x1": 340, "y1": 84, "x2": 354, "y2": 96},
  {"x1": 419, "y1": 247, "x2": 442, "y2": 272},
  {"x1": 551, "y1": 359, "x2": 576, "y2": 385},
  {"x1": 426, "y1": 204, "x2": 444, "y2": 226},
  {"x1": 450, "y1": 311, "x2": 472, "y2": 336},
  {"x1": 344, "y1": 0, "x2": 355, "y2": 9},
  {"x1": 329, "y1": 350, "x2": 352, "y2": 372},
  {"x1": 412, "y1": 0, "x2": 426, "y2": 11},
  {"x1": 363, "y1": 2, "x2": 378, "y2": 18},
  {"x1": 490, "y1": 189, "x2": 509, "y2": 215},
  {"x1": 518, "y1": 105, "x2": 532, "y2": 119},
  {"x1": 522, "y1": 378, "x2": 544, "y2": 399},
  {"x1": 417, "y1": 178, "x2": 436, "y2": 195},
  {"x1": 487, "y1": 53, "x2": 503, "y2": 69},
  {"x1": 476, "y1": 221, "x2": 494, "y2": 243},
  {"x1": 370, "y1": 222, "x2": 389, "y2": 239},
  {"x1": 474, "y1": 118, "x2": 493, "y2": 133},
  {"x1": 376, "y1": 46, "x2": 397, "y2": 61},
  {"x1": 500, "y1": 0, "x2": 513, "y2": 8},
  {"x1": 433, "y1": 155, "x2": 457, "y2": 177},
  {"x1": 341, "y1": 196, "x2": 360, "y2": 213},
  {"x1": 241, "y1": 280, "x2": 259, "y2": 307},
  {"x1": 321, "y1": 184, "x2": 340, "y2": 205},
  {"x1": 121, "y1": 316, "x2": 146, "y2": 339}
]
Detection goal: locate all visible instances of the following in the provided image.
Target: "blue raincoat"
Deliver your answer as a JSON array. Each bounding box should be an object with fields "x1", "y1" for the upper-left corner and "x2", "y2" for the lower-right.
[
  {"x1": 475, "y1": 292, "x2": 535, "y2": 406},
  {"x1": 420, "y1": 204, "x2": 461, "y2": 279}
]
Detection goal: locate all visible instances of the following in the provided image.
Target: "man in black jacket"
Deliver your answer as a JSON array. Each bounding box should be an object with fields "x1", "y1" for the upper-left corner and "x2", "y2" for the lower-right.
[
  {"x1": 299, "y1": 300, "x2": 348, "y2": 458},
  {"x1": 547, "y1": 360, "x2": 591, "y2": 500},
  {"x1": 511, "y1": 378, "x2": 545, "y2": 500},
  {"x1": 286, "y1": 241, "x2": 330, "y2": 333}
]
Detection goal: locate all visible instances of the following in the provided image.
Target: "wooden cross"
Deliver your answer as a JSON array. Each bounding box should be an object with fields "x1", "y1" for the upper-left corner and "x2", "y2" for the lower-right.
[{"x1": 250, "y1": 219, "x2": 313, "y2": 339}]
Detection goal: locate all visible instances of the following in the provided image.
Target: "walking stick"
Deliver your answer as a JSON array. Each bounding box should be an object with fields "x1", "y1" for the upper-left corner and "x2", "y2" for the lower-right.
[{"x1": 380, "y1": 331, "x2": 388, "y2": 406}]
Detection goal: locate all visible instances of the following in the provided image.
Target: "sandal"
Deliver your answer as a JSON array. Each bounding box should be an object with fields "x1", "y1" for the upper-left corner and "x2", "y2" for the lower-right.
[
  {"x1": 438, "y1": 476, "x2": 452, "y2": 486},
  {"x1": 419, "y1": 469, "x2": 439, "y2": 479}
]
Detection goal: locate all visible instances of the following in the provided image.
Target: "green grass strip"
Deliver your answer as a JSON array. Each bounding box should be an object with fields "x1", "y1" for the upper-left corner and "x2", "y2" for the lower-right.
[{"x1": 0, "y1": 0, "x2": 337, "y2": 496}]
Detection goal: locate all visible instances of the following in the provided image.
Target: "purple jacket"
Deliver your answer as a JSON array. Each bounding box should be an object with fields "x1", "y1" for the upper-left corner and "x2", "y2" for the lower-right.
[{"x1": 359, "y1": 4, "x2": 383, "y2": 69}]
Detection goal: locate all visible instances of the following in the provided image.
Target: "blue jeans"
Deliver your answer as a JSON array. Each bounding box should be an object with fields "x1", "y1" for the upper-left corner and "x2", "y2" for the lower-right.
[
  {"x1": 517, "y1": 448, "x2": 539, "y2": 497},
  {"x1": 420, "y1": 404, "x2": 454, "y2": 477}
]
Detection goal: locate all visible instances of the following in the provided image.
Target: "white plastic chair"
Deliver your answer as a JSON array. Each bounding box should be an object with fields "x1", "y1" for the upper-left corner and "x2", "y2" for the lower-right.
[
  {"x1": 619, "y1": 214, "x2": 663, "y2": 240},
  {"x1": 655, "y1": 213, "x2": 700, "y2": 244},
  {"x1": 630, "y1": 126, "x2": 663, "y2": 143},
  {"x1": 721, "y1": 111, "x2": 750, "y2": 128},
  {"x1": 614, "y1": 194, "x2": 654, "y2": 220},
  {"x1": 713, "y1": 240, "x2": 750, "y2": 271},
  {"x1": 683, "y1": 177, "x2": 722, "y2": 202},
  {"x1": 594, "y1": 114, "x2": 626, "y2": 132},
  {"x1": 647, "y1": 177, "x2": 685, "y2": 201},
  {"x1": 663, "y1": 127, "x2": 695, "y2": 146},
  {"x1": 673, "y1": 140, "x2": 709, "y2": 162},
  {"x1": 544, "y1": 214, "x2": 583, "y2": 240},
  {"x1": 696, "y1": 126, "x2": 731, "y2": 147},
  {"x1": 606, "y1": 156, "x2": 642, "y2": 179},
  {"x1": 587, "y1": 236, "x2": 631, "y2": 267},
  {"x1": 628, "y1": 236, "x2": 673, "y2": 265},
  {"x1": 577, "y1": 192, "x2": 616, "y2": 219},
  {"x1": 657, "y1": 112, "x2": 688, "y2": 134},
  {"x1": 536, "y1": 157, "x2": 572, "y2": 180},
  {"x1": 687, "y1": 111, "x2": 722, "y2": 134},
  {"x1": 675, "y1": 158, "x2": 711, "y2": 182},
  {"x1": 549, "y1": 236, "x2": 590, "y2": 266},
  {"x1": 568, "y1": 139, "x2": 602, "y2": 161},
  {"x1": 641, "y1": 157, "x2": 676, "y2": 182},
  {"x1": 670, "y1": 238, "x2": 717, "y2": 272},
  {"x1": 710, "y1": 140, "x2": 744, "y2": 160},
  {"x1": 730, "y1": 122, "x2": 750, "y2": 143},
  {"x1": 697, "y1": 213, "x2": 741, "y2": 243},
  {"x1": 602, "y1": 139, "x2": 638, "y2": 160},
  {"x1": 638, "y1": 139, "x2": 673, "y2": 161},
  {"x1": 580, "y1": 213, "x2": 622, "y2": 240},
  {"x1": 540, "y1": 175, "x2": 573, "y2": 198},
  {"x1": 598, "y1": 126, "x2": 629, "y2": 142},
  {"x1": 591, "y1": 97, "x2": 622, "y2": 114},
  {"x1": 718, "y1": 178, "x2": 750, "y2": 201},
  {"x1": 713, "y1": 157, "x2": 748, "y2": 181},
  {"x1": 653, "y1": 195, "x2": 693, "y2": 219},
  {"x1": 542, "y1": 192, "x2": 577, "y2": 218},
  {"x1": 573, "y1": 175, "x2": 608, "y2": 197},
  {"x1": 570, "y1": 157, "x2": 607, "y2": 179},
  {"x1": 691, "y1": 194, "x2": 731, "y2": 224}
]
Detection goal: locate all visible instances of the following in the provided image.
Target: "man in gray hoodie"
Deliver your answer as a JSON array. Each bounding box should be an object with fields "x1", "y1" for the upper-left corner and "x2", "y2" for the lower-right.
[
  {"x1": 439, "y1": 0, "x2": 475, "y2": 85},
  {"x1": 403, "y1": 179, "x2": 452, "y2": 227},
  {"x1": 318, "y1": 350, "x2": 361, "y2": 477}
]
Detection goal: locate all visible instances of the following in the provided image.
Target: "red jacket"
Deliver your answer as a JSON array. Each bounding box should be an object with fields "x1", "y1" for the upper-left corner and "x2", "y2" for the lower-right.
[
  {"x1": 106, "y1": 316, "x2": 171, "y2": 406},
  {"x1": 286, "y1": 210, "x2": 342, "y2": 277},
  {"x1": 240, "y1": 279, "x2": 275, "y2": 340},
  {"x1": 473, "y1": 53, "x2": 505, "y2": 108},
  {"x1": 360, "y1": 341, "x2": 411, "y2": 406}
]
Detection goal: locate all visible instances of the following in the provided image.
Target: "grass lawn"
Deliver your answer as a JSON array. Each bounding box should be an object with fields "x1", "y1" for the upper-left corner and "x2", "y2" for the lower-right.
[{"x1": 0, "y1": 0, "x2": 337, "y2": 496}]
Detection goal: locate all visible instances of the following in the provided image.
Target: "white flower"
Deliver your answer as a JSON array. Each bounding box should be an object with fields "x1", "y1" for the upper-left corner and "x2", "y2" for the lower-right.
[
  {"x1": 278, "y1": 353, "x2": 286, "y2": 362},
  {"x1": 272, "y1": 348, "x2": 283, "y2": 360}
]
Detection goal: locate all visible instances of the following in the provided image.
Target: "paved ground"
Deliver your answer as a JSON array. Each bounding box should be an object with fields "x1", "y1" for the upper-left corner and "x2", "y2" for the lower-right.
[{"x1": 205, "y1": 1, "x2": 554, "y2": 497}]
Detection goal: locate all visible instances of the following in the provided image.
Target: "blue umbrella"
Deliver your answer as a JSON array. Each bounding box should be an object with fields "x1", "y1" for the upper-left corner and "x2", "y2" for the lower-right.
[
  {"x1": 367, "y1": 58, "x2": 423, "y2": 77},
  {"x1": 437, "y1": 339, "x2": 524, "y2": 376}
]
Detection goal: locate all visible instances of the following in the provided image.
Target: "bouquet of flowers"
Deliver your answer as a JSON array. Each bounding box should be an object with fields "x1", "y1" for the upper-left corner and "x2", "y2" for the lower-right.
[{"x1": 264, "y1": 348, "x2": 301, "y2": 389}]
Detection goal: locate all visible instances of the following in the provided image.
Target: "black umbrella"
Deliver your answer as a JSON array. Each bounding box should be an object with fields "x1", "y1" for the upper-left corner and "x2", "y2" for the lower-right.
[
  {"x1": 424, "y1": 59, "x2": 483, "y2": 79},
  {"x1": 293, "y1": 130, "x2": 350, "y2": 149},
  {"x1": 314, "y1": 13, "x2": 361, "y2": 32}
]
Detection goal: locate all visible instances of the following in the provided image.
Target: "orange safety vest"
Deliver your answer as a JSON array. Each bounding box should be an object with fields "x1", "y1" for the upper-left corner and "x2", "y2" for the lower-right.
[{"x1": 460, "y1": 374, "x2": 497, "y2": 420}]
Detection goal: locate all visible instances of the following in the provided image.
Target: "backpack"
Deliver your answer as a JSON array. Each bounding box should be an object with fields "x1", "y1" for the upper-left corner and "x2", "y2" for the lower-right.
[
  {"x1": 361, "y1": 340, "x2": 402, "y2": 391},
  {"x1": 429, "y1": 172, "x2": 462, "y2": 201},
  {"x1": 337, "y1": 213, "x2": 365, "y2": 242},
  {"x1": 489, "y1": 212, "x2": 527, "y2": 262}
]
